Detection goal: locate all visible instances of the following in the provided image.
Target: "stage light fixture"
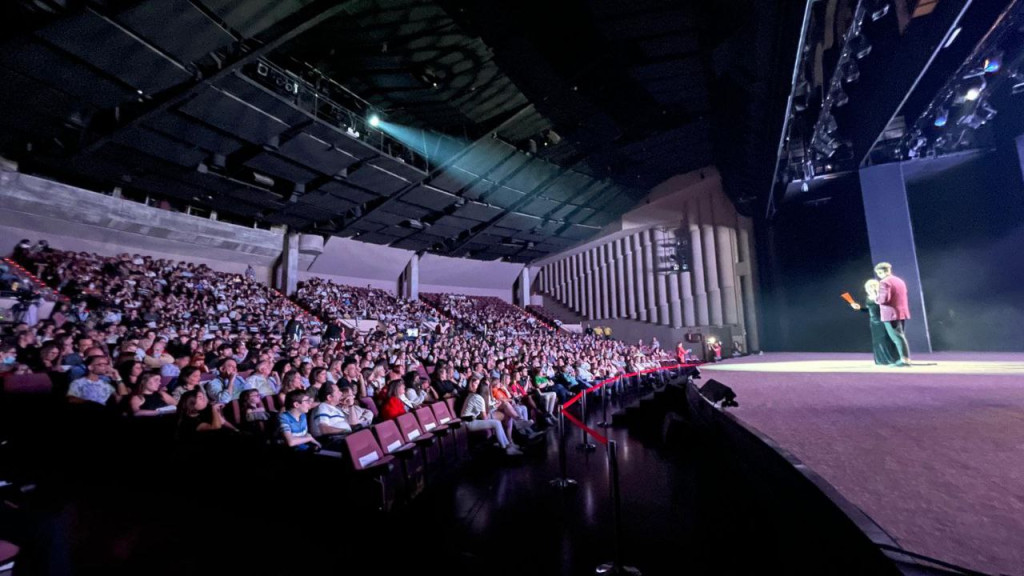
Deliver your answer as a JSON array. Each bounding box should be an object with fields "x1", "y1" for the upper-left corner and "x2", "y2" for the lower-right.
[
  {"x1": 984, "y1": 52, "x2": 1003, "y2": 73},
  {"x1": 257, "y1": 62, "x2": 269, "y2": 76},
  {"x1": 944, "y1": 27, "x2": 962, "y2": 49},
  {"x1": 831, "y1": 84, "x2": 849, "y2": 107},
  {"x1": 368, "y1": 114, "x2": 380, "y2": 127},
  {"x1": 851, "y1": 35, "x2": 872, "y2": 60},
  {"x1": 843, "y1": 60, "x2": 860, "y2": 83},
  {"x1": 822, "y1": 113, "x2": 838, "y2": 134},
  {"x1": 933, "y1": 108, "x2": 949, "y2": 127},
  {"x1": 871, "y1": 2, "x2": 890, "y2": 21},
  {"x1": 965, "y1": 86, "x2": 982, "y2": 101}
]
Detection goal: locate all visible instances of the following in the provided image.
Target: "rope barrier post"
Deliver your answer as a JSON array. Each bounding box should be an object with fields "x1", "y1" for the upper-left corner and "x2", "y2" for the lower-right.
[
  {"x1": 577, "y1": 390, "x2": 596, "y2": 451},
  {"x1": 596, "y1": 440, "x2": 641, "y2": 576},
  {"x1": 549, "y1": 404, "x2": 577, "y2": 489},
  {"x1": 597, "y1": 379, "x2": 611, "y2": 428}
]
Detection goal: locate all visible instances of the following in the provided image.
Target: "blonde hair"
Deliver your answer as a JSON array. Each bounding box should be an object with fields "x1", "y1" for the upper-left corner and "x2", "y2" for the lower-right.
[
  {"x1": 874, "y1": 262, "x2": 892, "y2": 273},
  {"x1": 864, "y1": 279, "x2": 880, "y2": 293}
]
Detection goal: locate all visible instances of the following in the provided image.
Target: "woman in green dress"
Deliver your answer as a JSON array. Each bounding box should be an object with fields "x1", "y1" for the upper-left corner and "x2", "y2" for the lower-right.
[{"x1": 850, "y1": 279, "x2": 900, "y2": 366}]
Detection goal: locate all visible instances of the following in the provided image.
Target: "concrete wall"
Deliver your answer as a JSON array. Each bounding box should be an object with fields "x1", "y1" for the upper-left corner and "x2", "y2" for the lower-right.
[
  {"x1": 419, "y1": 254, "x2": 523, "y2": 303},
  {"x1": 297, "y1": 271, "x2": 397, "y2": 293},
  {"x1": 0, "y1": 169, "x2": 527, "y2": 301},
  {"x1": 306, "y1": 237, "x2": 410, "y2": 283},
  {"x1": 419, "y1": 284, "x2": 513, "y2": 302},
  {"x1": 0, "y1": 170, "x2": 281, "y2": 282}
]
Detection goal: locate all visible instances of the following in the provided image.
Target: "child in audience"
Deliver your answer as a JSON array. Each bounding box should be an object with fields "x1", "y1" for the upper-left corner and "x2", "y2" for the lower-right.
[{"x1": 238, "y1": 388, "x2": 270, "y2": 436}]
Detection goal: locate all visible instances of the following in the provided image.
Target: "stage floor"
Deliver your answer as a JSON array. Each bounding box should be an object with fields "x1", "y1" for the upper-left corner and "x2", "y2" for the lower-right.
[
  {"x1": 702, "y1": 352, "x2": 1024, "y2": 576},
  {"x1": 703, "y1": 351, "x2": 1024, "y2": 376}
]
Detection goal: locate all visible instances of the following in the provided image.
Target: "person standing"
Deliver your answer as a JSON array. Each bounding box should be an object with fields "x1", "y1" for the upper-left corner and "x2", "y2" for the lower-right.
[
  {"x1": 873, "y1": 262, "x2": 912, "y2": 366},
  {"x1": 849, "y1": 279, "x2": 900, "y2": 366}
]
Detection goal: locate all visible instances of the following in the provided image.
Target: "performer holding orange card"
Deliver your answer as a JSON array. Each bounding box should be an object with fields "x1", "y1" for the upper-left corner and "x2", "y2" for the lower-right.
[{"x1": 848, "y1": 279, "x2": 899, "y2": 365}]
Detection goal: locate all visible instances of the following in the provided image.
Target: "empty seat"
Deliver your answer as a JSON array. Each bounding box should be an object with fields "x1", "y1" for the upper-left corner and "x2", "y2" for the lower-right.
[
  {"x1": 342, "y1": 429, "x2": 399, "y2": 511},
  {"x1": 430, "y1": 400, "x2": 467, "y2": 456},
  {"x1": 396, "y1": 412, "x2": 441, "y2": 473},
  {"x1": 414, "y1": 406, "x2": 458, "y2": 465},
  {"x1": 373, "y1": 420, "x2": 426, "y2": 499}
]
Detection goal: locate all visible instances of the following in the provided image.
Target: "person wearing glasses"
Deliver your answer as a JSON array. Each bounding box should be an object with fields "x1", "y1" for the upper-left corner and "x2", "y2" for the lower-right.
[{"x1": 66, "y1": 355, "x2": 120, "y2": 406}]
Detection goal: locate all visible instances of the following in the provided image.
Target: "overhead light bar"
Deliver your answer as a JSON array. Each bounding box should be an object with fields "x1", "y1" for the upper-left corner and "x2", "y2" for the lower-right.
[{"x1": 944, "y1": 27, "x2": 962, "y2": 49}]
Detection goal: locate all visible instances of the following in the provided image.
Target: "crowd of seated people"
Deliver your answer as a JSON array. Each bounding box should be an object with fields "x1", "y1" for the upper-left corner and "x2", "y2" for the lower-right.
[
  {"x1": 17, "y1": 244, "x2": 319, "y2": 337},
  {"x1": 1, "y1": 242, "x2": 677, "y2": 463},
  {"x1": 525, "y1": 304, "x2": 561, "y2": 328},
  {"x1": 421, "y1": 293, "x2": 542, "y2": 336},
  {"x1": 295, "y1": 278, "x2": 437, "y2": 327}
]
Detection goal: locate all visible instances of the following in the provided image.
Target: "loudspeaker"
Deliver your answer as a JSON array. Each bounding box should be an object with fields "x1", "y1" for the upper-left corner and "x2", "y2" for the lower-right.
[{"x1": 699, "y1": 379, "x2": 738, "y2": 407}]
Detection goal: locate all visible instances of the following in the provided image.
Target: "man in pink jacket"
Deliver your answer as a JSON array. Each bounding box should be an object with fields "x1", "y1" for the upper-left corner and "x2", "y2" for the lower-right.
[{"x1": 874, "y1": 262, "x2": 911, "y2": 366}]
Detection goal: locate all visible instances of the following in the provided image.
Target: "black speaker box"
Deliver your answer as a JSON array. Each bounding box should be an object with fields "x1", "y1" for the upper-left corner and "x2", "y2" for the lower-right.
[{"x1": 699, "y1": 379, "x2": 738, "y2": 406}]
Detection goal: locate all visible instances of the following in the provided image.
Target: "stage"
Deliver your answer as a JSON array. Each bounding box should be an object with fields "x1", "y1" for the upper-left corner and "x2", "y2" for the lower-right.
[{"x1": 702, "y1": 352, "x2": 1024, "y2": 576}]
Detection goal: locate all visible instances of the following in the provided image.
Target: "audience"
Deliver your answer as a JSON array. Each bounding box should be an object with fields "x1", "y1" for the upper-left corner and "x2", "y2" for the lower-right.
[{"x1": 3, "y1": 241, "x2": 678, "y2": 470}]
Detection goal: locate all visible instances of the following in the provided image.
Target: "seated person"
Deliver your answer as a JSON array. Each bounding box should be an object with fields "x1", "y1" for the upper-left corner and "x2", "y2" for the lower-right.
[
  {"x1": 205, "y1": 358, "x2": 245, "y2": 404},
  {"x1": 238, "y1": 389, "x2": 270, "y2": 436},
  {"x1": 175, "y1": 389, "x2": 231, "y2": 440},
  {"x1": 170, "y1": 366, "x2": 203, "y2": 402},
  {"x1": 460, "y1": 377, "x2": 521, "y2": 456},
  {"x1": 378, "y1": 379, "x2": 408, "y2": 422},
  {"x1": 278, "y1": 389, "x2": 319, "y2": 451},
  {"x1": 67, "y1": 356, "x2": 123, "y2": 407},
  {"x1": 128, "y1": 370, "x2": 177, "y2": 416},
  {"x1": 403, "y1": 371, "x2": 436, "y2": 408}
]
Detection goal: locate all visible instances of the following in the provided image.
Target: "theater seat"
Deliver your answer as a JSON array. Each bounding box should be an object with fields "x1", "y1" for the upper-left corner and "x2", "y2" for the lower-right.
[
  {"x1": 1, "y1": 373, "x2": 52, "y2": 395},
  {"x1": 342, "y1": 428, "x2": 399, "y2": 511}
]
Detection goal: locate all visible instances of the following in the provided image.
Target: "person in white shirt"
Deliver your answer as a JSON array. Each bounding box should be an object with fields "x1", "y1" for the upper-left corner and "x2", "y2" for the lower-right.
[
  {"x1": 310, "y1": 382, "x2": 373, "y2": 439},
  {"x1": 460, "y1": 376, "x2": 521, "y2": 456}
]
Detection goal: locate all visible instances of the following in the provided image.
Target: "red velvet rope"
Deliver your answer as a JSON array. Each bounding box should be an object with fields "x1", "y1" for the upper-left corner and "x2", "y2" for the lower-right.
[{"x1": 559, "y1": 363, "x2": 701, "y2": 445}]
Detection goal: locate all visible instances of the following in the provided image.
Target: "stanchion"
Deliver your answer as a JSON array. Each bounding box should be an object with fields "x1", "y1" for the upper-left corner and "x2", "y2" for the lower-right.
[
  {"x1": 597, "y1": 378, "x2": 611, "y2": 428},
  {"x1": 577, "y1": 389, "x2": 597, "y2": 451},
  {"x1": 596, "y1": 440, "x2": 641, "y2": 576},
  {"x1": 549, "y1": 404, "x2": 577, "y2": 489}
]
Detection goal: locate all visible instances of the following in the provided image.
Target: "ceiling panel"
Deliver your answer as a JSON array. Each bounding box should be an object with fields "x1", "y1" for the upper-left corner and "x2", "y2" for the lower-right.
[
  {"x1": 37, "y1": 11, "x2": 191, "y2": 95},
  {"x1": 404, "y1": 185, "x2": 459, "y2": 211},
  {"x1": 277, "y1": 132, "x2": 361, "y2": 175},
  {"x1": 244, "y1": 153, "x2": 319, "y2": 184},
  {"x1": 453, "y1": 201, "x2": 502, "y2": 221},
  {"x1": 180, "y1": 87, "x2": 290, "y2": 145}
]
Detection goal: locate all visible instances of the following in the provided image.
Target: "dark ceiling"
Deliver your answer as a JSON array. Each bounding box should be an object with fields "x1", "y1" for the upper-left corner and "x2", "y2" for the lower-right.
[
  {"x1": 0, "y1": 0, "x2": 802, "y2": 262},
  {"x1": 770, "y1": 0, "x2": 1023, "y2": 214}
]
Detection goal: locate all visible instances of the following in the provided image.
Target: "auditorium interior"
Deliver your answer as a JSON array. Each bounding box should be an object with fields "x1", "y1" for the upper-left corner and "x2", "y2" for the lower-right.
[{"x1": 1, "y1": 1, "x2": 1023, "y2": 575}]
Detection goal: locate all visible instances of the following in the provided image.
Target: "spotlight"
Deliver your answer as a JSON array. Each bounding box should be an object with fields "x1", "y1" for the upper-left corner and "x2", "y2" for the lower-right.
[
  {"x1": 984, "y1": 51, "x2": 1003, "y2": 73},
  {"x1": 368, "y1": 114, "x2": 380, "y2": 127},
  {"x1": 933, "y1": 107, "x2": 949, "y2": 127},
  {"x1": 961, "y1": 77, "x2": 986, "y2": 102}
]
